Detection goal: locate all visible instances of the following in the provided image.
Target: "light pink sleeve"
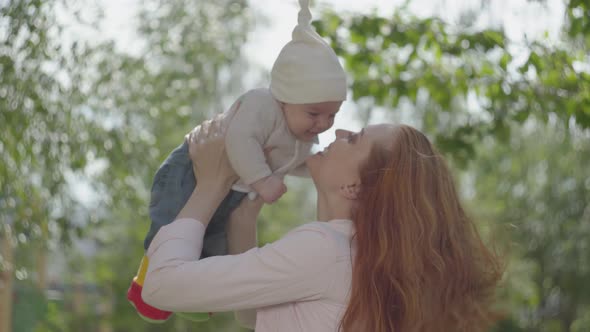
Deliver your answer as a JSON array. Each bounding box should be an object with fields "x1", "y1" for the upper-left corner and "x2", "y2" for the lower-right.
[{"x1": 142, "y1": 219, "x2": 337, "y2": 313}]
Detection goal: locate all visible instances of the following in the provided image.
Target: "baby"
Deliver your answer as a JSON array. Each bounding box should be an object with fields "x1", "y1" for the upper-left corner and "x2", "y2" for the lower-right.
[{"x1": 126, "y1": 0, "x2": 347, "y2": 323}]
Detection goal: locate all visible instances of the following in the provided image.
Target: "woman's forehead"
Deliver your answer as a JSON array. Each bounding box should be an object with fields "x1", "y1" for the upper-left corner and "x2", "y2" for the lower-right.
[
  {"x1": 361, "y1": 124, "x2": 397, "y2": 148},
  {"x1": 363, "y1": 124, "x2": 396, "y2": 138}
]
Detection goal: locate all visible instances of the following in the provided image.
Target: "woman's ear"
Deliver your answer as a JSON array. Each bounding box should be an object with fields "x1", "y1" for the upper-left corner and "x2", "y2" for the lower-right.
[{"x1": 340, "y1": 182, "x2": 361, "y2": 200}]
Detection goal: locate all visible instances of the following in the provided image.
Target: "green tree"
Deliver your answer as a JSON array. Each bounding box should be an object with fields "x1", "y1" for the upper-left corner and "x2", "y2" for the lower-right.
[
  {"x1": 1, "y1": 0, "x2": 256, "y2": 330},
  {"x1": 73, "y1": 1, "x2": 255, "y2": 331},
  {"x1": 472, "y1": 121, "x2": 590, "y2": 331},
  {"x1": 314, "y1": 0, "x2": 590, "y2": 165},
  {"x1": 0, "y1": 0, "x2": 106, "y2": 330}
]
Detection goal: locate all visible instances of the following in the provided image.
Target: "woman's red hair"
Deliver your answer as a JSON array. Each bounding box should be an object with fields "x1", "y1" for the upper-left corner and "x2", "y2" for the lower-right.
[{"x1": 340, "y1": 125, "x2": 503, "y2": 332}]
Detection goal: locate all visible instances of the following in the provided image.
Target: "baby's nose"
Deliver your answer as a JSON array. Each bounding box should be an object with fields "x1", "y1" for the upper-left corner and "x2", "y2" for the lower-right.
[{"x1": 317, "y1": 118, "x2": 331, "y2": 131}]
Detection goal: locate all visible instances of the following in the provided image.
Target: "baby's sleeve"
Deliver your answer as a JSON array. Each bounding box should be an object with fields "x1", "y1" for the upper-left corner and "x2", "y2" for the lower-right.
[{"x1": 225, "y1": 91, "x2": 278, "y2": 185}]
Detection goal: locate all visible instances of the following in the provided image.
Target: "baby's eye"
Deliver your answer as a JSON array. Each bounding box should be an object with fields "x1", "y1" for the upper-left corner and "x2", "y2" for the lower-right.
[
  {"x1": 308, "y1": 112, "x2": 319, "y2": 117},
  {"x1": 347, "y1": 133, "x2": 354, "y2": 143}
]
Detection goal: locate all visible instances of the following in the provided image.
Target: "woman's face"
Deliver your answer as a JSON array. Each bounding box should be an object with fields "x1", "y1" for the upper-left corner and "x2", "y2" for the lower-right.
[{"x1": 306, "y1": 124, "x2": 396, "y2": 194}]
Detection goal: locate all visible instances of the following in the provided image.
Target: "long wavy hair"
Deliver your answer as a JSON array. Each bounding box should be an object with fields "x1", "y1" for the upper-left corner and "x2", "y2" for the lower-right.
[{"x1": 340, "y1": 125, "x2": 503, "y2": 332}]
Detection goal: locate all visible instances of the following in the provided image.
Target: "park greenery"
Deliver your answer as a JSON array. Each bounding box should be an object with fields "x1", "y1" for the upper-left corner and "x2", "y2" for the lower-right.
[{"x1": 1, "y1": 0, "x2": 588, "y2": 331}]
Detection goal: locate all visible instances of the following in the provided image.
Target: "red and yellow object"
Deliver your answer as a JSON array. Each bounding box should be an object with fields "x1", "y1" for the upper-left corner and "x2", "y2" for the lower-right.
[{"x1": 126, "y1": 256, "x2": 173, "y2": 323}]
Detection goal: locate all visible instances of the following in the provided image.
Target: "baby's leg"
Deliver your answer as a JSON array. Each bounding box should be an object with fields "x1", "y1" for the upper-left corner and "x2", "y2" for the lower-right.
[{"x1": 144, "y1": 141, "x2": 195, "y2": 250}]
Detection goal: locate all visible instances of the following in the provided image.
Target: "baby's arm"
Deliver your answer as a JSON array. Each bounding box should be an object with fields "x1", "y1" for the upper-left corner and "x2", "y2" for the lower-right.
[{"x1": 250, "y1": 174, "x2": 287, "y2": 203}]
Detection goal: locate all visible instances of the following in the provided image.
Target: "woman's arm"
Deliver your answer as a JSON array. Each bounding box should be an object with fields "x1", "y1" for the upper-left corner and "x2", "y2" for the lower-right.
[
  {"x1": 141, "y1": 117, "x2": 336, "y2": 319},
  {"x1": 142, "y1": 220, "x2": 337, "y2": 313},
  {"x1": 177, "y1": 115, "x2": 239, "y2": 225}
]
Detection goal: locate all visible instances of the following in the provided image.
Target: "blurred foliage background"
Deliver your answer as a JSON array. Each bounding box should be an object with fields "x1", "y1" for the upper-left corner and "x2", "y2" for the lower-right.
[{"x1": 0, "y1": 0, "x2": 589, "y2": 331}]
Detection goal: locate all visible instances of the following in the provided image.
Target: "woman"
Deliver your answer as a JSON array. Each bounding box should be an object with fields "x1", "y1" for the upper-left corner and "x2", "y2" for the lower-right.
[{"x1": 142, "y1": 118, "x2": 503, "y2": 332}]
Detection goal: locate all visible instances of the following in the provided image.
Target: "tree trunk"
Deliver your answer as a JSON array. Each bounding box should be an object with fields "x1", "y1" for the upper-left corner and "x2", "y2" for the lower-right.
[
  {"x1": 98, "y1": 286, "x2": 113, "y2": 332},
  {"x1": 0, "y1": 228, "x2": 14, "y2": 332},
  {"x1": 36, "y1": 246, "x2": 47, "y2": 291}
]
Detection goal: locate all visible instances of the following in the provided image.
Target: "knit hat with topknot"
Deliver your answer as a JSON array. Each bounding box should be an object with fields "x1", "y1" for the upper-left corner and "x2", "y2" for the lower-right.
[{"x1": 270, "y1": 0, "x2": 347, "y2": 104}]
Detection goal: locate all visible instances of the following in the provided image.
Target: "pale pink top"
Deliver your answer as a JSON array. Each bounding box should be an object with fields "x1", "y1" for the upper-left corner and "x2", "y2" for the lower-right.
[{"x1": 142, "y1": 218, "x2": 354, "y2": 332}]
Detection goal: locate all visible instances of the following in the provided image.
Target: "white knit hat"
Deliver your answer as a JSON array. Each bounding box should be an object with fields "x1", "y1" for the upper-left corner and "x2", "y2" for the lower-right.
[{"x1": 270, "y1": 0, "x2": 347, "y2": 104}]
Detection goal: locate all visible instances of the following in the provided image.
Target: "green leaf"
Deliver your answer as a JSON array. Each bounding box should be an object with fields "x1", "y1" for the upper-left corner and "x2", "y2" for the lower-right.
[{"x1": 500, "y1": 53, "x2": 511, "y2": 71}]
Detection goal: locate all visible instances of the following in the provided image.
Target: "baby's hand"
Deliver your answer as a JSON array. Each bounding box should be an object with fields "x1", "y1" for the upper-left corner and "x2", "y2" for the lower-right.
[{"x1": 251, "y1": 175, "x2": 287, "y2": 204}]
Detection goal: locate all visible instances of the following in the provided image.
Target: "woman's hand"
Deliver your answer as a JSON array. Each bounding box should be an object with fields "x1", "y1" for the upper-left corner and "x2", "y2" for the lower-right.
[
  {"x1": 174, "y1": 103, "x2": 243, "y2": 223},
  {"x1": 185, "y1": 112, "x2": 239, "y2": 191},
  {"x1": 175, "y1": 113, "x2": 238, "y2": 223}
]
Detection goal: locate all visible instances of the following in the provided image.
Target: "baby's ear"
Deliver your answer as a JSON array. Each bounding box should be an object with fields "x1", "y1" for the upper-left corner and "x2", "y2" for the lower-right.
[{"x1": 340, "y1": 183, "x2": 361, "y2": 200}]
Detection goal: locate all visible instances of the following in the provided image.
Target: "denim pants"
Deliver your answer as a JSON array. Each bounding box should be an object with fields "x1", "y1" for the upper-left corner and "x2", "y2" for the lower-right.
[{"x1": 143, "y1": 141, "x2": 247, "y2": 258}]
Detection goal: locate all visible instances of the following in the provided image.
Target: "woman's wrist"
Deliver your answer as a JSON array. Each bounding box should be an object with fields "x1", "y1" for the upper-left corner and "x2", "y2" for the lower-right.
[
  {"x1": 197, "y1": 176, "x2": 235, "y2": 195},
  {"x1": 175, "y1": 183, "x2": 230, "y2": 225}
]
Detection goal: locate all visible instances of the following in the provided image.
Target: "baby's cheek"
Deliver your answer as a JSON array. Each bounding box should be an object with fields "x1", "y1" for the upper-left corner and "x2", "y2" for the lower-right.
[
  {"x1": 310, "y1": 117, "x2": 321, "y2": 129},
  {"x1": 327, "y1": 118, "x2": 335, "y2": 129},
  {"x1": 307, "y1": 120, "x2": 318, "y2": 131},
  {"x1": 295, "y1": 118, "x2": 310, "y2": 132}
]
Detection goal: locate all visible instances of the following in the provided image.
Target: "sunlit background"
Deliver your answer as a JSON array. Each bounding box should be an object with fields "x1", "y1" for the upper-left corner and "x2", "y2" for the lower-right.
[{"x1": 1, "y1": 0, "x2": 589, "y2": 331}]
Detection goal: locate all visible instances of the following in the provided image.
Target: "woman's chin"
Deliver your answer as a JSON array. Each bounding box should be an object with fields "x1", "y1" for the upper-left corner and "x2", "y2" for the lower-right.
[
  {"x1": 305, "y1": 152, "x2": 321, "y2": 163},
  {"x1": 305, "y1": 153, "x2": 322, "y2": 174}
]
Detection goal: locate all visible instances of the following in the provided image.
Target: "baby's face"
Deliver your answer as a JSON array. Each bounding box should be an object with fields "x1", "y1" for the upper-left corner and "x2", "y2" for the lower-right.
[{"x1": 282, "y1": 101, "x2": 343, "y2": 142}]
